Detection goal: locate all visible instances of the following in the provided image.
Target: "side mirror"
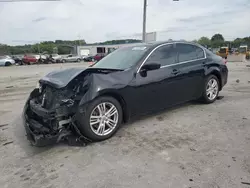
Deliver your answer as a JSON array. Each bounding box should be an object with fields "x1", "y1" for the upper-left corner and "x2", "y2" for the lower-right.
[{"x1": 141, "y1": 63, "x2": 161, "y2": 72}]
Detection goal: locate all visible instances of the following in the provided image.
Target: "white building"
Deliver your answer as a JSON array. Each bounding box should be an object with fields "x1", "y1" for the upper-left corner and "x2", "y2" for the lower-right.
[{"x1": 76, "y1": 43, "x2": 142, "y2": 56}]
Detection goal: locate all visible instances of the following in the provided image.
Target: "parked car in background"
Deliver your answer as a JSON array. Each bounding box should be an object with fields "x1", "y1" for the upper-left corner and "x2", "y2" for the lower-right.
[
  {"x1": 23, "y1": 41, "x2": 228, "y2": 146},
  {"x1": 61, "y1": 54, "x2": 81, "y2": 63},
  {"x1": 22, "y1": 54, "x2": 38, "y2": 65},
  {"x1": 93, "y1": 53, "x2": 106, "y2": 61},
  {"x1": 82, "y1": 55, "x2": 95, "y2": 62},
  {"x1": 12, "y1": 55, "x2": 24, "y2": 65},
  {"x1": 51, "y1": 54, "x2": 62, "y2": 63},
  {"x1": 0, "y1": 55, "x2": 15, "y2": 66}
]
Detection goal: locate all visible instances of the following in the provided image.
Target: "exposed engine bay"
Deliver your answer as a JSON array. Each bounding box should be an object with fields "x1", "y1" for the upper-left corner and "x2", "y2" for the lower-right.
[{"x1": 23, "y1": 67, "x2": 124, "y2": 147}]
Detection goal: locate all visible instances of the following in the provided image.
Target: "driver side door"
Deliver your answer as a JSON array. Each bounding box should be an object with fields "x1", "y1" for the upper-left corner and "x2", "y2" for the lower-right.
[{"x1": 129, "y1": 44, "x2": 178, "y2": 116}]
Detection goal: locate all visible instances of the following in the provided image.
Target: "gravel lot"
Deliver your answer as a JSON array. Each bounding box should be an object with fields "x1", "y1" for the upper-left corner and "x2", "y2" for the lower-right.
[{"x1": 0, "y1": 61, "x2": 250, "y2": 188}]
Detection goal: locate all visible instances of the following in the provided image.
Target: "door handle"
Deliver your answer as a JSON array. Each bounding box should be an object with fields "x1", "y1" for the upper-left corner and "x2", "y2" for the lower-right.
[{"x1": 171, "y1": 69, "x2": 180, "y2": 75}]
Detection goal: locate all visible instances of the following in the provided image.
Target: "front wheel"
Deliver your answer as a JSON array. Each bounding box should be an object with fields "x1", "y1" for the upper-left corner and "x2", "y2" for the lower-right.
[
  {"x1": 201, "y1": 75, "x2": 220, "y2": 104},
  {"x1": 5, "y1": 62, "x2": 11, "y2": 66},
  {"x1": 76, "y1": 96, "x2": 123, "y2": 141}
]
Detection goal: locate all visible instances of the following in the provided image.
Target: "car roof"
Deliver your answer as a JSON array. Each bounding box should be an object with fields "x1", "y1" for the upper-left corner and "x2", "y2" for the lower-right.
[
  {"x1": 130, "y1": 40, "x2": 201, "y2": 48},
  {"x1": 118, "y1": 40, "x2": 204, "y2": 52}
]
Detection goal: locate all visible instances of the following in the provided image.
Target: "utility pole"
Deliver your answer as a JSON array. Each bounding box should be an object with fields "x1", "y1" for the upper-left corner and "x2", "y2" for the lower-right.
[
  {"x1": 142, "y1": 0, "x2": 147, "y2": 42},
  {"x1": 142, "y1": 0, "x2": 179, "y2": 43}
]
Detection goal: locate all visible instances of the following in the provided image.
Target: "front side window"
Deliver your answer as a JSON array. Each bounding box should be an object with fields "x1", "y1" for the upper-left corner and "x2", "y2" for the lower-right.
[
  {"x1": 146, "y1": 44, "x2": 176, "y2": 66},
  {"x1": 176, "y1": 43, "x2": 205, "y2": 62}
]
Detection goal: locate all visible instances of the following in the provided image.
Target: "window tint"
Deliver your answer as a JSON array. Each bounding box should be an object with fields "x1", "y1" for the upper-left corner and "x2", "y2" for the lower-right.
[
  {"x1": 176, "y1": 43, "x2": 204, "y2": 62},
  {"x1": 146, "y1": 44, "x2": 176, "y2": 66}
]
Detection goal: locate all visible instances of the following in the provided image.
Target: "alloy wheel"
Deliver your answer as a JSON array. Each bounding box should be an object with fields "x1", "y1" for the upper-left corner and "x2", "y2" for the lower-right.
[
  {"x1": 89, "y1": 102, "x2": 119, "y2": 136},
  {"x1": 206, "y1": 78, "x2": 219, "y2": 101}
]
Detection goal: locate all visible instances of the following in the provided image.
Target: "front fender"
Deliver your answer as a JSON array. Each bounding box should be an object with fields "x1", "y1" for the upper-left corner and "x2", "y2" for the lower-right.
[{"x1": 78, "y1": 73, "x2": 128, "y2": 107}]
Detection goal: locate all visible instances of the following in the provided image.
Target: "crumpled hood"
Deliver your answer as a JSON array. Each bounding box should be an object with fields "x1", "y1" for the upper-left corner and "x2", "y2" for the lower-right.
[
  {"x1": 39, "y1": 68, "x2": 87, "y2": 88},
  {"x1": 39, "y1": 67, "x2": 133, "y2": 89}
]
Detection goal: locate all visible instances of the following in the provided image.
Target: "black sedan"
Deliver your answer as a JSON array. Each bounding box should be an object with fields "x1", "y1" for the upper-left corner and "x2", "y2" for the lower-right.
[{"x1": 23, "y1": 41, "x2": 228, "y2": 146}]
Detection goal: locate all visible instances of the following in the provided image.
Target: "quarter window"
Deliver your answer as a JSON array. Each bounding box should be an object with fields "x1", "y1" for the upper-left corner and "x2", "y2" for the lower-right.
[
  {"x1": 146, "y1": 44, "x2": 176, "y2": 66},
  {"x1": 176, "y1": 43, "x2": 205, "y2": 62}
]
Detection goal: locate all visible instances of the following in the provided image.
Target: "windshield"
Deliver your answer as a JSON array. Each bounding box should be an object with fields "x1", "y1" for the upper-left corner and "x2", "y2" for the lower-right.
[{"x1": 92, "y1": 46, "x2": 148, "y2": 70}]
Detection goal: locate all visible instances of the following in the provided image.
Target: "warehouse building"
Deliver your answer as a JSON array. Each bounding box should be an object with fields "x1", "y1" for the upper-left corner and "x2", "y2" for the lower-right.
[{"x1": 76, "y1": 43, "x2": 142, "y2": 56}]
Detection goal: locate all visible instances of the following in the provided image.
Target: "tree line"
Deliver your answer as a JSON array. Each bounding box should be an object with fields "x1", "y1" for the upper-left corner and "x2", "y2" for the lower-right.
[
  {"x1": 195, "y1": 34, "x2": 250, "y2": 49},
  {"x1": 0, "y1": 35, "x2": 249, "y2": 55},
  {"x1": 0, "y1": 39, "x2": 141, "y2": 55}
]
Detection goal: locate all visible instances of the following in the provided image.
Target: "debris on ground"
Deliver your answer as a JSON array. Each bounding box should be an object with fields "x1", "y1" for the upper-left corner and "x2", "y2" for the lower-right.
[
  {"x1": 190, "y1": 147, "x2": 197, "y2": 151},
  {"x1": 232, "y1": 157, "x2": 236, "y2": 161},
  {"x1": 5, "y1": 86, "x2": 14, "y2": 88},
  {"x1": 156, "y1": 116, "x2": 164, "y2": 121},
  {"x1": 2, "y1": 141, "x2": 14, "y2": 146},
  {"x1": 0, "y1": 124, "x2": 8, "y2": 128},
  {"x1": 217, "y1": 96, "x2": 224, "y2": 100},
  {"x1": 241, "y1": 182, "x2": 250, "y2": 185},
  {"x1": 236, "y1": 79, "x2": 240, "y2": 83}
]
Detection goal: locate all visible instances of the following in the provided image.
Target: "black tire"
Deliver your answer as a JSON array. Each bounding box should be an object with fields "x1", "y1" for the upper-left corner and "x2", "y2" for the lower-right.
[
  {"x1": 5, "y1": 62, "x2": 11, "y2": 66},
  {"x1": 62, "y1": 59, "x2": 66, "y2": 63},
  {"x1": 77, "y1": 58, "x2": 81, "y2": 62},
  {"x1": 76, "y1": 96, "x2": 123, "y2": 141},
  {"x1": 201, "y1": 75, "x2": 220, "y2": 104}
]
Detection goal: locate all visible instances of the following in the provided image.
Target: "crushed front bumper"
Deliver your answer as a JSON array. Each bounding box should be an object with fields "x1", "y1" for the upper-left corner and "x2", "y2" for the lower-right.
[
  {"x1": 22, "y1": 99, "x2": 60, "y2": 147},
  {"x1": 22, "y1": 89, "x2": 90, "y2": 147}
]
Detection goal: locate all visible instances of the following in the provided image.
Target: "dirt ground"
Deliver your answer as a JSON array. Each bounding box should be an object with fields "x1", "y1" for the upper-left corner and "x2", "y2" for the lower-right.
[{"x1": 0, "y1": 61, "x2": 250, "y2": 188}]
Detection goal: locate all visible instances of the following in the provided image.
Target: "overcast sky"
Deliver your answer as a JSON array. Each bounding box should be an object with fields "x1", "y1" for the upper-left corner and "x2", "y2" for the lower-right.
[{"x1": 0, "y1": 0, "x2": 249, "y2": 45}]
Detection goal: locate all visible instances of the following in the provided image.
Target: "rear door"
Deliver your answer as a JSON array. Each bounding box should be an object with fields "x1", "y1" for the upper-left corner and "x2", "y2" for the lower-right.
[{"x1": 174, "y1": 43, "x2": 206, "y2": 102}]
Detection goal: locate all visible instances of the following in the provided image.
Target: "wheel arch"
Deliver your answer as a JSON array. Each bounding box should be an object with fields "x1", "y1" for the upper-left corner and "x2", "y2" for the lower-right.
[
  {"x1": 5, "y1": 61, "x2": 11, "y2": 66},
  {"x1": 99, "y1": 91, "x2": 129, "y2": 123},
  {"x1": 206, "y1": 69, "x2": 222, "y2": 90}
]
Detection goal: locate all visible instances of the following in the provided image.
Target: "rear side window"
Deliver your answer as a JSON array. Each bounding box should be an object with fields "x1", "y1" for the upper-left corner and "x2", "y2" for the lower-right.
[
  {"x1": 176, "y1": 43, "x2": 205, "y2": 62},
  {"x1": 146, "y1": 44, "x2": 176, "y2": 66}
]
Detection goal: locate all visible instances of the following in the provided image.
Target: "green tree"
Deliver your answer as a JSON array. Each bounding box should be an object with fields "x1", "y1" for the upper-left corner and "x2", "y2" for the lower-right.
[
  {"x1": 57, "y1": 46, "x2": 72, "y2": 54},
  {"x1": 211, "y1": 34, "x2": 225, "y2": 48},
  {"x1": 211, "y1": 34, "x2": 224, "y2": 42},
  {"x1": 198, "y1": 37, "x2": 211, "y2": 47}
]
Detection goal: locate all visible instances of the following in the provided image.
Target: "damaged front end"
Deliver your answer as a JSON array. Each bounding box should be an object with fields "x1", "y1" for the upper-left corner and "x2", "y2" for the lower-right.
[
  {"x1": 22, "y1": 67, "x2": 128, "y2": 147},
  {"x1": 23, "y1": 70, "x2": 91, "y2": 147}
]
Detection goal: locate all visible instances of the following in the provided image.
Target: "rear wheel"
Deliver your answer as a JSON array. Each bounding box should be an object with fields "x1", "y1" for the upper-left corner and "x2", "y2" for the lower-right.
[
  {"x1": 5, "y1": 62, "x2": 11, "y2": 66},
  {"x1": 62, "y1": 59, "x2": 66, "y2": 63},
  {"x1": 201, "y1": 75, "x2": 219, "y2": 104},
  {"x1": 77, "y1": 58, "x2": 81, "y2": 62},
  {"x1": 77, "y1": 96, "x2": 122, "y2": 141}
]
